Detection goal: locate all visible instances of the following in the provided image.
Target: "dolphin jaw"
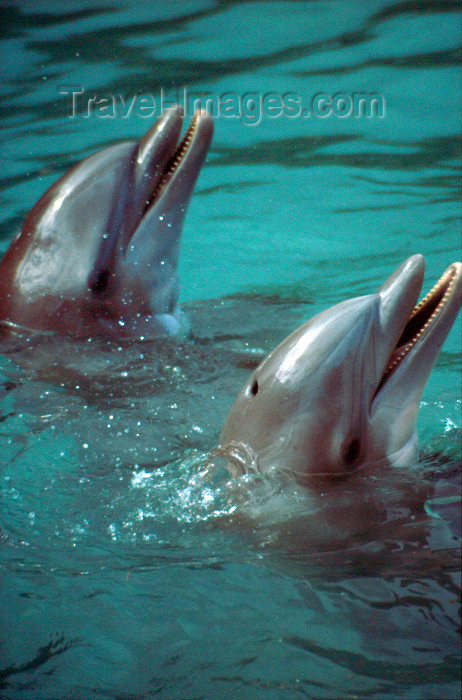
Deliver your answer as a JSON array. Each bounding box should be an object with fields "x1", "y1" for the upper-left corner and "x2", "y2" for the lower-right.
[
  {"x1": 119, "y1": 110, "x2": 213, "y2": 309},
  {"x1": 131, "y1": 109, "x2": 213, "y2": 235},
  {"x1": 92, "y1": 108, "x2": 212, "y2": 285},
  {"x1": 372, "y1": 262, "x2": 461, "y2": 403},
  {"x1": 91, "y1": 109, "x2": 213, "y2": 333},
  {"x1": 143, "y1": 111, "x2": 204, "y2": 212}
]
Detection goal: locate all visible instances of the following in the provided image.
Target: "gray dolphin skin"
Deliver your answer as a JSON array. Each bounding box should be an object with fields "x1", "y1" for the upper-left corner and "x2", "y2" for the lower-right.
[
  {"x1": 0, "y1": 107, "x2": 213, "y2": 337},
  {"x1": 219, "y1": 256, "x2": 461, "y2": 479}
]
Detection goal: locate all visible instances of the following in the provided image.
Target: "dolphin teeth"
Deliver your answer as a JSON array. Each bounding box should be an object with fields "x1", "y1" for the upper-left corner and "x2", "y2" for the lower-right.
[
  {"x1": 380, "y1": 265, "x2": 458, "y2": 385},
  {"x1": 148, "y1": 113, "x2": 199, "y2": 207}
]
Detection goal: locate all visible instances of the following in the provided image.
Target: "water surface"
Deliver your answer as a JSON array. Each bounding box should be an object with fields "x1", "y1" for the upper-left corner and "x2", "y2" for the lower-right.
[{"x1": 0, "y1": 1, "x2": 460, "y2": 698}]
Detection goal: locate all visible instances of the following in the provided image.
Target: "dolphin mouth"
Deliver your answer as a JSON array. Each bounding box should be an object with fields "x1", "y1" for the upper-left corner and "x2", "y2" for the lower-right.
[
  {"x1": 88, "y1": 107, "x2": 213, "y2": 306},
  {"x1": 375, "y1": 263, "x2": 461, "y2": 397},
  {"x1": 142, "y1": 111, "x2": 203, "y2": 212}
]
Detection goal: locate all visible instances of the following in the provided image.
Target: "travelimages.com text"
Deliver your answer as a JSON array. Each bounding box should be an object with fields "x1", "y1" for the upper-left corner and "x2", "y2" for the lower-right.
[{"x1": 60, "y1": 87, "x2": 386, "y2": 125}]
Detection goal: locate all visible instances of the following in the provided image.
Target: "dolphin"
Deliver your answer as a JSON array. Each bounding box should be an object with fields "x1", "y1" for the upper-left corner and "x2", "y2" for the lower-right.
[
  {"x1": 219, "y1": 255, "x2": 461, "y2": 480},
  {"x1": 0, "y1": 107, "x2": 213, "y2": 338}
]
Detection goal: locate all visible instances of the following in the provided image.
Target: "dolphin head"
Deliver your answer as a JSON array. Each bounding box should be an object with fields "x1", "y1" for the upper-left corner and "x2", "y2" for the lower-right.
[
  {"x1": 0, "y1": 107, "x2": 213, "y2": 337},
  {"x1": 219, "y1": 256, "x2": 461, "y2": 479}
]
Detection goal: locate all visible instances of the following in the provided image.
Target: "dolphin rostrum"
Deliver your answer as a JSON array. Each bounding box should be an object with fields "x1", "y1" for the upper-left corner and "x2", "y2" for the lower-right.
[
  {"x1": 0, "y1": 107, "x2": 213, "y2": 337},
  {"x1": 219, "y1": 256, "x2": 461, "y2": 480}
]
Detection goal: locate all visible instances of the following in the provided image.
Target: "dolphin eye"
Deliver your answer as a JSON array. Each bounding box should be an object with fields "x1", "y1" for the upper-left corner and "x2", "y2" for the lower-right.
[
  {"x1": 343, "y1": 438, "x2": 361, "y2": 468},
  {"x1": 91, "y1": 269, "x2": 110, "y2": 295},
  {"x1": 247, "y1": 378, "x2": 259, "y2": 398}
]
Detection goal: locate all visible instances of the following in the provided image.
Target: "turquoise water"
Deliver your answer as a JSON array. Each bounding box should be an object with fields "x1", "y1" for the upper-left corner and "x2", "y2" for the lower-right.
[{"x1": 0, "y1": 1, "x2": 461, "y2": 698}]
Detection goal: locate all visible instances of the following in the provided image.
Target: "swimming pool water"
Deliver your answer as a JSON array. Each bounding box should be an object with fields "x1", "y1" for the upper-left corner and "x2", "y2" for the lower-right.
[{"x1": 0, "y1": 2, "x2": 460, "y2": 698}]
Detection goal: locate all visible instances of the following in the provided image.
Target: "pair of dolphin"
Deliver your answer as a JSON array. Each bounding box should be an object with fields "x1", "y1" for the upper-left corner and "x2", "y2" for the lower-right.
[{"x1": 0, "y1": 109, "x2": 460, "y2": 480}]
